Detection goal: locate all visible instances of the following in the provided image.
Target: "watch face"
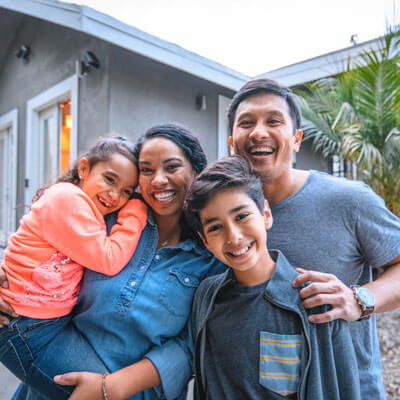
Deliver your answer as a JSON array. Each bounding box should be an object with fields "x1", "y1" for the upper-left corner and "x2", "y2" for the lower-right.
[{"x1": 358, "y1": 288, "x2": 375, "y2": 307}]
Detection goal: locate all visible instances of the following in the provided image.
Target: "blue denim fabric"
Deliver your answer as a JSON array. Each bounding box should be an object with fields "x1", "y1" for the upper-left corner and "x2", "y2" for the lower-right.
[
  {"x1": 12, "y1": 211, "x2": 225, "y2": 400},
  {"x1": 0, "y1": 314, "x2": 73, "y2": 399}
]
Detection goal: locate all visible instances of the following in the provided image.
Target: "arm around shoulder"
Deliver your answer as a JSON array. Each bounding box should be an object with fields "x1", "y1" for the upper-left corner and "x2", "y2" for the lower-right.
[{"x1": 38, "y1": 184, "x2": 147, "y2": 275}]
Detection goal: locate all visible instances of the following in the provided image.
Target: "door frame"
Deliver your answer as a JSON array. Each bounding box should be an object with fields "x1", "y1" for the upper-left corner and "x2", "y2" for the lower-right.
[
  {"x1": 25, "y1": 75, "x2": 78, "y2": 205},
  {"x1": 217, "y1": 95, "x2": 232, "y2": 159},
  {"x1": 0, "y1": 108, "x2": 18, "y2": 241}
]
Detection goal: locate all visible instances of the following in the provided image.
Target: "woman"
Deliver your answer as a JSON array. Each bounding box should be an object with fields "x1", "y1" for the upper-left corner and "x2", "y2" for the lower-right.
[{"x1": 0, "y1": 123, "x2": 224, "y2": 400}]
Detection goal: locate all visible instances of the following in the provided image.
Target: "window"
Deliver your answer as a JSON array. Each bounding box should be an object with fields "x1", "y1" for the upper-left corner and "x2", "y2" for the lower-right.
[
  {"x1": 0, "y1": 109, "x2": 18, "y2": 245},
  {"x1": 25, "y1": 75, "x2": 78, "y2": 206}
]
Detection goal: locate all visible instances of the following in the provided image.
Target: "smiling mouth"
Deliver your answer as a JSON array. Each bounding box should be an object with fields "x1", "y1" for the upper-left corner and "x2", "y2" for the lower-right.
[
  {"x1": 226, "y1": 241, "x2": 254, "y2": 258},
  {"x1": 97, "y1": 195, "x2": 113, "y2": 209},
  {"x1": 153, "y1": 191, "x2": 176, "y2": 202},
  {"x1": 249, "y1": 145, "x2": 276, "y2": 157}
]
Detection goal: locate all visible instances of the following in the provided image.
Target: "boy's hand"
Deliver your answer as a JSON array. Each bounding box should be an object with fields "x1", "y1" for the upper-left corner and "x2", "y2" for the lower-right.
[
  {"x1": 292, "y1": 268, "x2": 361, "y2": 323},
  {"x1": 54, "y1": 372, "x2": 105, "y2": 400}
]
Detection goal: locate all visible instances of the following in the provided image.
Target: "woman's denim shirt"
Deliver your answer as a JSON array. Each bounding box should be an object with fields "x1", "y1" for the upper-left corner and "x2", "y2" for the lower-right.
[{"x1": 72, "y1": 211, "x2": 225, "y2": 400}]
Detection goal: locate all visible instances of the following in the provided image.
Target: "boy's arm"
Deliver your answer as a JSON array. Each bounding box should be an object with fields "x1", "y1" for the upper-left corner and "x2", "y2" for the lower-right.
[{"x1": 38, "y1": 186, "x2": 147, "y2": 275}]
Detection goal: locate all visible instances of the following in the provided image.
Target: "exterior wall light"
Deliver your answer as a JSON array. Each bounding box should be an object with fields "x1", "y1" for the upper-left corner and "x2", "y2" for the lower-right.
[
  {"x1": 16, "y1": 45, "x2": 30, "y2": 60},
  {"x1": 79, "y1": 50, "x2": 101, "y2": 77},
  {"x1": 196, "y1": 95, "x2": 206, "y2": 111}
]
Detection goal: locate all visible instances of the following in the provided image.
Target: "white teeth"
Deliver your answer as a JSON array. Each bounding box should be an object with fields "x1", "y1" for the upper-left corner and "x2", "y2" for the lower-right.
[
  {"x1": 98, "y1": 196, "x2": 112, "y2": 208},
  {"x1": 251, "y1": 146, "x2": 275, "y2": 154},
  {"x1": 154, "y1": 191, "x2": 175, "y2": 200},
  {"x1": 230, "y1": 244, "x2": 251, "y2": 256}
]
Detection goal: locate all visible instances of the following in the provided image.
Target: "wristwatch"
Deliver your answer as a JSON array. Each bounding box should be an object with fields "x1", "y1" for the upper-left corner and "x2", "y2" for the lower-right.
[{"x1": 350, "y1": 285, "x2": 375, "y2": 321}]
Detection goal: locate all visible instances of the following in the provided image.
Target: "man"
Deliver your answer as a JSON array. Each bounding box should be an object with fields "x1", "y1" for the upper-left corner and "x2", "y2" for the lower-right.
[{"x1": 228, "y1": 78, "x2": 400, "y2": 399}]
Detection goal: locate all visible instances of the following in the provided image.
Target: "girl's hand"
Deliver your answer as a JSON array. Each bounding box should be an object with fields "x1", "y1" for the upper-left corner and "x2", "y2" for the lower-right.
[{"x1": 54, "y1": 372, "x2": 104, "y2": 400}]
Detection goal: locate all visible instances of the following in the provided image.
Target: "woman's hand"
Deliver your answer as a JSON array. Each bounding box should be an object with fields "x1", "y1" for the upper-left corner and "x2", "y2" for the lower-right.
[
  {"x1": 54, "y1": 372, "x2": 104, "y2": 400},
  {"x1": 0, "y1": 266, "x2": 18, "y2": 327}
]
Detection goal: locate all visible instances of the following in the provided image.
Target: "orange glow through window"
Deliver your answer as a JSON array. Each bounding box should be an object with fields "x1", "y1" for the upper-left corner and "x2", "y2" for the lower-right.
[{"x1": 60, "y1": 100, "x2": 71, "y2": 174}]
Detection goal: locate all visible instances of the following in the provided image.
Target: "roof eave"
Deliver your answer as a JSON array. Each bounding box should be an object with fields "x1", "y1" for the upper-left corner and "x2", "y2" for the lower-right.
[{"x1": 1, "y1": 0, "x2": 249, "y2": 91}]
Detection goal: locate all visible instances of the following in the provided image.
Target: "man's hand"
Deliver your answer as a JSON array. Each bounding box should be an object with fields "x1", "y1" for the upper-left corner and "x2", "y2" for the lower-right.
[
  {"x1": 54, "y1": 372, "x2": 104, "y2": 400},
  {"x1": 0, "y1": 266, "x2": 18, "y2": 327},
  {"x1": 292, "y1": 268, "x2": 362, "y2": 323}
]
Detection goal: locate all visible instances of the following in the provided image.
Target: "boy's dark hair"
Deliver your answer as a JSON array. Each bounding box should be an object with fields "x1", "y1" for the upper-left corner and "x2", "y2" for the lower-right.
[
  {"x1": 184, "y1": 156, "x2": 265, "y2": 236},
  {"x1": 33, "y1": 136, "x2": 136, "y2": 203},
  {"x1": 227, "y1": 78, "x2": 302, "y2": 133},
  {"x1": 133, "y1": 123, "x2": 207, "y2": 173}
]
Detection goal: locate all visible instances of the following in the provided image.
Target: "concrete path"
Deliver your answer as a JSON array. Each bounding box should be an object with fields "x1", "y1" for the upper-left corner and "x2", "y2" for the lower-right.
[{"x1": 0, "y1": 364, "x2": 19, "y2": 400}]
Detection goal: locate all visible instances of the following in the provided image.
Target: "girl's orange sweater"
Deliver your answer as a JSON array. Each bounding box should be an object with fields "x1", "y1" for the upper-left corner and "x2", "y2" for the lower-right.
[{"x1": 0, "y1": 183, "x2": 147, "y2": 318}]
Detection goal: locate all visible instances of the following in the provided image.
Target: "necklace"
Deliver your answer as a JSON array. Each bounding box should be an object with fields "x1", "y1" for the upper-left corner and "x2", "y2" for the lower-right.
[{"x1": 160, "y1": 240, "x2": 169, "y2": 247}]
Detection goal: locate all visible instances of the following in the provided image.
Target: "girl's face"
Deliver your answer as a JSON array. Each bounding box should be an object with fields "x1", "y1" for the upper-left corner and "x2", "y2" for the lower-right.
[
  {"x1": 78, "y1": 153, "x2": 138, "y2": 215},
  {"x1": 138, "y1": 137, "x2": 196, "y2": 218}
]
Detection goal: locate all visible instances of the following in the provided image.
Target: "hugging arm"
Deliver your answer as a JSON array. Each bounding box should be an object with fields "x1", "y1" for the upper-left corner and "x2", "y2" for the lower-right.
[
  {"x1": 56, "y1": 327, "x2": 192, "y2": 400},
  {"x1": 39, "y1": 189, "x2": 147, "y2": 275},
  {"x1": 292, "y1": 186, "x2": 400, "y2": 323},
  {"x1": 0, "y1": 266, "x2": 17, "y2": 327},
  {"x1": 293, "y1": 256, "x2": 400, "y2": 324}
]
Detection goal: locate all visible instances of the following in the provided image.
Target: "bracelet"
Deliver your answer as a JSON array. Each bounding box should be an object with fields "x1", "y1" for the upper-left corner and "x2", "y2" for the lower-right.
[{"x1": 102, "y1": 373, "x2": 110, "y2": 400}]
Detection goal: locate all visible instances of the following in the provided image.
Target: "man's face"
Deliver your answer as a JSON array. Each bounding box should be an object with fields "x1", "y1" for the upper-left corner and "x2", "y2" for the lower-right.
[{"x1": 231, "y1": 93, "x2": 302, "y2": 182}]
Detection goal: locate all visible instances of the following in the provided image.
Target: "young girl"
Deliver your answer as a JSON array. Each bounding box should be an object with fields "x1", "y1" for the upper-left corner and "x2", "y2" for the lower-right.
[{"x1": 0, "y1": 136, "x2": 147, "y2": 382}]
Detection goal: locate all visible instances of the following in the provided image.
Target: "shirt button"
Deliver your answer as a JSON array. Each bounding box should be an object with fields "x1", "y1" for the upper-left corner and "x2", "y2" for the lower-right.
[
  {"x1": 155, "y1": 255, "x2": 160, "y2": 261},
  {"x1": 184, "y1": 278, "x2": 190, "y2": 283},
  {"x1": 130, "y1": 281, "x2": 136, "y2": 287},
  {"x1": 140, "y1": 265, "x2": 145, "y2": 269}
]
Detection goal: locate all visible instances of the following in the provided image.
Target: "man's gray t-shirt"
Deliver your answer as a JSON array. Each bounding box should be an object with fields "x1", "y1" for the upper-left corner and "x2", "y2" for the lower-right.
[{"x1": 267, "y1": 170, "x2": 400, "y2": 399}]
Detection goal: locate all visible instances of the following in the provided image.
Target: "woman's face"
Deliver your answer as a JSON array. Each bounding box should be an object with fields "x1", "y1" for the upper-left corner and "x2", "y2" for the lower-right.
[{"x1": 138, "y1": 137, "x2": 196, "y2": 218}]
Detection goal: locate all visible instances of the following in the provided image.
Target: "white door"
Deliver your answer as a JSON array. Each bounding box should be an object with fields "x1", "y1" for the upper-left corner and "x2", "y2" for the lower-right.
[
  {"x1": 38, "y1": 104, "x2": 60, "y2": 186},
  {"x1": 0, "y1": 127, "x2": 13, "y2": 246}
]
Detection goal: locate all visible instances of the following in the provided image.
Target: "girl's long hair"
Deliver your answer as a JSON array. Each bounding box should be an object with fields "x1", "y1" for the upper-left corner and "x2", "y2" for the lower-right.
[{"x1": 32, "y1": 136, "x2": 136, "y2": 203}]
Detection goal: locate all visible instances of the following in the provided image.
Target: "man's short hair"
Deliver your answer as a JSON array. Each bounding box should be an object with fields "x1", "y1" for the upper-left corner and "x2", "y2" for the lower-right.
[
  {"x1": 227, "y1": 78, "x2": 302, "y2": 132},
  {"x1": 184, "y1": 156, "x2": 265, "y2": 236}
]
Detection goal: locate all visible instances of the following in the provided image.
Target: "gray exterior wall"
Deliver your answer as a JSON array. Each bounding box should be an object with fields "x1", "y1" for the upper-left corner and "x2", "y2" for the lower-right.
[
  {"x1": 0, "y1": 10, "x2": 233, "y2": 223},
  {"x1": 296, "y1": 140, "x2": 329, "y2": 172}
]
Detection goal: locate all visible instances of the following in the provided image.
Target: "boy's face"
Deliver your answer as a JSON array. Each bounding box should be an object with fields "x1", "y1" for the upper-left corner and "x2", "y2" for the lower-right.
[{"x1": 199, "y1": 188, "x2": 272, "y2": 277}]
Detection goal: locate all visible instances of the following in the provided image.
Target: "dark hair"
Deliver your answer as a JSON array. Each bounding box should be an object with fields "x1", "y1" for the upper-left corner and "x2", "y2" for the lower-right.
[
  {"x1": 184, "y1": 156, "x2": 265, "y2": 235},
  {"x1": 33, "y1": 136, "x2": 136, "y2": 202},
  {"x1": 133, "y1": 123, "x2": 207, "y2": 173},
  {"x1": 227, "y1": 78, "x2": 302, "y2": 132}
]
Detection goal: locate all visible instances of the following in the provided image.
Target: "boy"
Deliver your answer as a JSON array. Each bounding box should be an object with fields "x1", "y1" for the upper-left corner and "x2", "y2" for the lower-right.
[{"x1": 184, "y1": 156, "x2": 361, "y2": 400}]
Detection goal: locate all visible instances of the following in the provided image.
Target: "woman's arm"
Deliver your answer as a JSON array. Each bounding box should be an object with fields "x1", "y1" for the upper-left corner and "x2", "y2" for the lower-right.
[
  {"x1": 0, "y1": 266, "x2": 17, "y2": 327},
  {"x1": 55, "y1": 359, "x2": 160, "y2": 400}
]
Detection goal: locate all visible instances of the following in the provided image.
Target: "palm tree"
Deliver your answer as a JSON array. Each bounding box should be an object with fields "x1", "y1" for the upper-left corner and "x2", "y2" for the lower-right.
[{"x1": 297, "y1": 28, "x2": 400, "y2": 215}]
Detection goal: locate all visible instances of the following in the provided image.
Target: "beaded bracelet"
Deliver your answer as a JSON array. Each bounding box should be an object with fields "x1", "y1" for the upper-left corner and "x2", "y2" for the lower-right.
[{"x1": 102, "y1": 373, "x2": 110, "y2": 400}]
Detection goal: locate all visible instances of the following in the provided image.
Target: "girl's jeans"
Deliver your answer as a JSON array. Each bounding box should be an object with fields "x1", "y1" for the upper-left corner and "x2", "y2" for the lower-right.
[{"x1": 0, "y1": 314, "x2": 107, "y2": 399}]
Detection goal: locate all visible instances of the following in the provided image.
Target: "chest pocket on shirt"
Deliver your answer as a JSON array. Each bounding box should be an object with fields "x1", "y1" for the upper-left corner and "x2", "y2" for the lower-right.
[
  {"x1": 259, "y1": 331, "x2": 303, "y2": 396},
  {"x1": 159, "y1": 267, "x2": 200, "y2": 317}
]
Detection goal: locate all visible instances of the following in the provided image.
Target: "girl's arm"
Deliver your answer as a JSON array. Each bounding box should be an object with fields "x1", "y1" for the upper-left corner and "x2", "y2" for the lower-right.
[
  {"x1": 55, "y1": 359, "x2": 160, "y2": 400},
  {"x1": 36, "y1": 184, "x2": 147, "y2": 275}
]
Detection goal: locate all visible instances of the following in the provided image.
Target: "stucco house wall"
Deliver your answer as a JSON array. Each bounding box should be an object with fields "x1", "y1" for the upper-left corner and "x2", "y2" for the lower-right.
[{"x1": 0, "y1": 7, "x2": 234, "y2": 224}]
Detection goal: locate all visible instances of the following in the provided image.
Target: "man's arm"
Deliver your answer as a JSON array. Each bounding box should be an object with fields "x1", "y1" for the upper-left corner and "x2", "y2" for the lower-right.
[{"x1": 292, "y1": 254, "x2": 400, "y2": 323}]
